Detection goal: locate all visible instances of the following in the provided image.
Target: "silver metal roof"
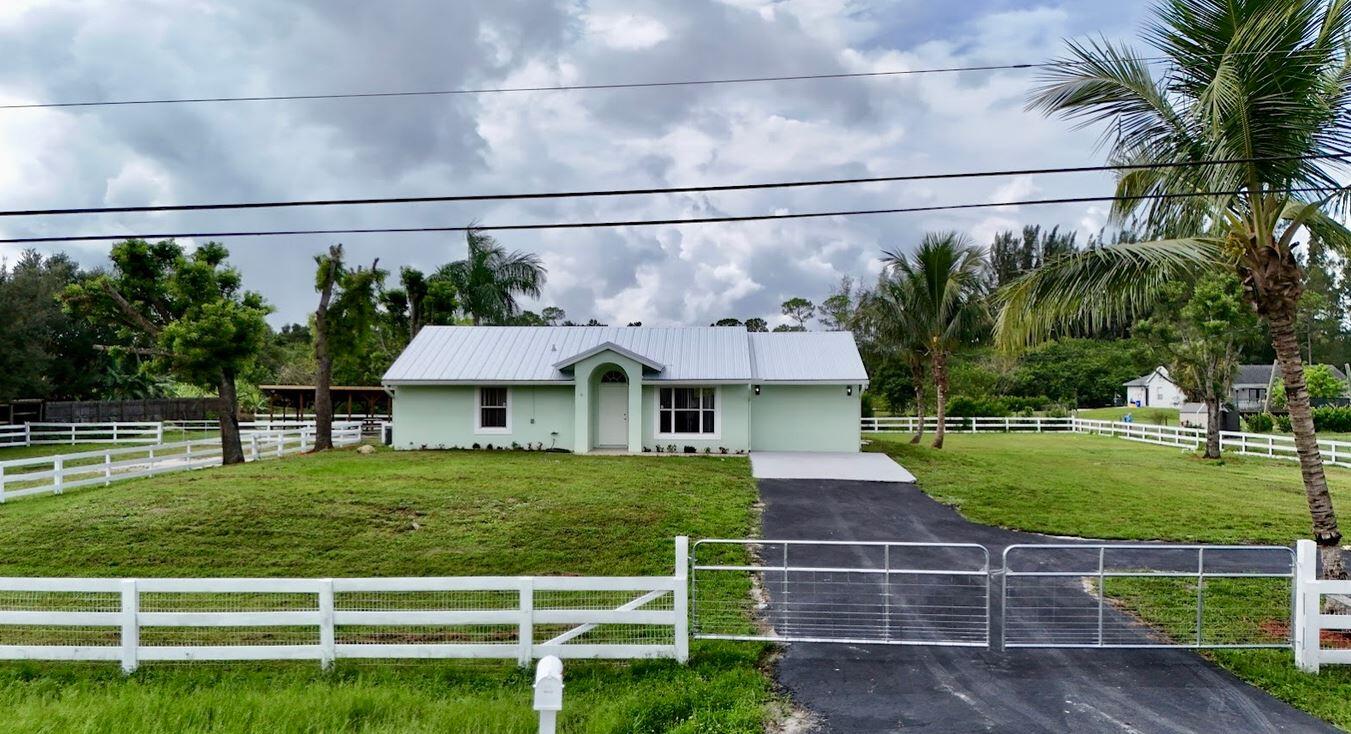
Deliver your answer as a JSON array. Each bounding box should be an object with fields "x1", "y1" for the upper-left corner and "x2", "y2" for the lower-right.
[
  {"x1": 382, "y1": 326, "x2": 867, "y2": 384},
  {"x1": 748, "y1": 332, "x2": 868, "y2": 383}
]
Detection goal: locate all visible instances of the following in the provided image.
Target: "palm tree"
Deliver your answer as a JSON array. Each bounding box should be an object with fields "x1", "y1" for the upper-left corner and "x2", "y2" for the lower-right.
[
  {"x1": 862, "y1": 275, "x2": 932, "y2": 444},
  {"x1": 883, "y1": 233, "x2": 987, "y2": 449},
  {"x1": 999, "y1": 0, "x2": 1351, "y2": 575},
  {"x1": 439, "y1": 229, "x2": 547, "y2": 325}
]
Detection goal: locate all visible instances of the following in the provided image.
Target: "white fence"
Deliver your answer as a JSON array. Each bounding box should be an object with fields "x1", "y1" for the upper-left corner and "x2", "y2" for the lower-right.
[
  {"x1": 862, "y1": 416, "x2": 1351, "y2": 469},
  {"x1": 0, "y1": 424, "x2": 28, "y2": 447},
  {"x1": 861, "y1": 416, "x2": 1073, "y2": 433},
  {"x1": 1, "y1": 422, "x2": 164, "y2": 447},
  {"x1": 0, "y1": 538, "x2": 689, "y2": 672},
  {"x1": 1294, "y1": 539, "x2": 1351, "y2": 673},
  {"x1": 0, "y1": 423, "x2": 363, "y2": 503}
]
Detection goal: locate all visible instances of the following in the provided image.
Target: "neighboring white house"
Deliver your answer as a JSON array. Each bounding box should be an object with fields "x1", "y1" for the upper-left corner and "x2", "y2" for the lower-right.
[
  {"x1": 1124, "y1": 367, "x2": 1186, "y2": 408},
  {"x1": 1127, "y1": 363, "x2": 1349, "y2": 413},
  {"x1": 381, "y1": 326, "x2": 869, "y2": 454}
]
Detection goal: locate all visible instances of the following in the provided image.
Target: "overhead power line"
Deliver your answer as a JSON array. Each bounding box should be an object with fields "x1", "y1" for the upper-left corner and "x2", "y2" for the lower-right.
[
  {"x1": 0, "y1": 64, "x2": 1052, "y2": 110},
  {"x1": 0, "y1": 47, "x2": 1328, "y2": 111},
  {"x1": 1, "y1": 186, "x2": 1338, "y2": 245},
  {"x1": 2, "y1": 153, "x2": 1344, "y2": 218}
]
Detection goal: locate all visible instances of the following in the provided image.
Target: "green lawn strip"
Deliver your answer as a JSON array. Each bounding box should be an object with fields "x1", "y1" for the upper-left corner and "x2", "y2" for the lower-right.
[
  {"x1": 0, "y1": 448, "x2": 775, "y2": 733},
  {"x1": 870, "y1": 433, "x2": 1351, "y2": 728},
  {"x1": 869, "y1": 432, "x2": 1351, "y2": 544}
]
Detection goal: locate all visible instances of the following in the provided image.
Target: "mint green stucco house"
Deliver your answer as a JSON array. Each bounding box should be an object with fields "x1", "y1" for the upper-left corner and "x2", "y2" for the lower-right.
[{"x1": 381, "y1": 326, "x2": 868, "y2": 454}]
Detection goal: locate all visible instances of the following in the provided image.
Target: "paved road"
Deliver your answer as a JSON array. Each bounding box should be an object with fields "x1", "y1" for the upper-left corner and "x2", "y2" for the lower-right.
[{"x1": 757, "y1": 478, "x2": 1332, "y2": 733}]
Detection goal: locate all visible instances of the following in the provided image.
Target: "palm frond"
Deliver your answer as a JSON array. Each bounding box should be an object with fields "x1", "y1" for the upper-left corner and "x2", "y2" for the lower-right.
[{"x1": 994, "y1": 238, "x2": 1226, "y2": 350}]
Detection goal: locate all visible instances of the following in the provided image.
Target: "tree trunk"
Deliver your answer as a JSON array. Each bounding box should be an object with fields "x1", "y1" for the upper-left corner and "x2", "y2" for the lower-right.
[
  {"x1": 218, "y1": 367, "x2": 245, "y2": 465},
  {"x1": 910, "y1": 361, "x2": 926, "y2": 444},
  {"x1": 1270, "y1": 312, "x2": 1345, "y2": 578},
  {"x1": 313, "y1": 249, "x2": 338, "y2": 451},
  {"x1": 313, "y1": 341, "x2": 333, "y2": 451},
  {"x1": 932, "y1": 351, "x2": 948, "y2": 450},
  {"x1": 1203, "y1": 397, "x2": 1221, "y2": 460}
]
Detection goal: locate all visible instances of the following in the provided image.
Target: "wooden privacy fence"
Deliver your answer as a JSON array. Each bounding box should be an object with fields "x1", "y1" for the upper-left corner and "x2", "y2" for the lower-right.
[
  {"x1": 0, "y1": 538, "x2": 689, "y2": 672},
  {"x1": 861, "y1": 416, "x2": 1351, "y2": 469},
  {"x1": 0, "y1": 423, "x2": 363, "y2": 503}
]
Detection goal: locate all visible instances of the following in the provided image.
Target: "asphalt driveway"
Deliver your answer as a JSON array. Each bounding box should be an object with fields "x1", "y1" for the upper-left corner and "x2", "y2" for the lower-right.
[{"x1": 759, "y1": 478, "x2": 1332, "y2": 733}]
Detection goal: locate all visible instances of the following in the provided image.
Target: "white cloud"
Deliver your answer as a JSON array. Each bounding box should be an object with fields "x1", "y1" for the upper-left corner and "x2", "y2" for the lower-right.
[{"x1": 584, "y1": 13, "x2": 670, "y2": 50}]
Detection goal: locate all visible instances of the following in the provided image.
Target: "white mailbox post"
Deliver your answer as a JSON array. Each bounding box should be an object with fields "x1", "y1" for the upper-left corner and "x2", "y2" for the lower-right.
[{"x1": 533, "y1": 655, "x2": 565, "y2": 734}]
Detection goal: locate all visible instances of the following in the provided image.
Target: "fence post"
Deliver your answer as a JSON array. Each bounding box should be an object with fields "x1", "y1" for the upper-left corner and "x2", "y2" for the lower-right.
[
  {"x1": 250, "y1": 433, "x2": 259, "y2": 461},
  {"x1": 120, "y1": 579, "x2": 139, "y2": 674},
  {"x1": 0, "y1": 464, "x2": 5, "y2": 503},
  {"x1": 112, "y1": 423, "x2": 119, "y2": 443},
  {"x1": 104, "y1": 451, "x2": 112, "y2": 486},
  {"x1": 1294, "y1": 539, "x2": 1319, "y2": 673},
  {"x1": 23, "y1": 423, "x2": 30, "y2": 447},
  {"x1": 674, "y1": 536, "x2": 689, "y2": 663},
  {"x1": 518, "y1": 577, "x2": 534, "y2": 667},
  {"x1": 155, "y1": 422, "x2": 164, "y2": 444},
  {"x1": 318, "y1": 579, "x2": 336, "y2": 670},
  {"x1": 53, "y1": 456, "x2": 63, "y2": 495}
]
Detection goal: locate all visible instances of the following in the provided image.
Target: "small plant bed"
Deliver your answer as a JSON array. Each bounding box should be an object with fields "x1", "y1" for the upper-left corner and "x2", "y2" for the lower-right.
[
  {"x1": 0, "y1": 448, "x2": 773, "y2": 733},
  {"x1": 870, "y1": 432, "x2": 1351, "y2": 728}
]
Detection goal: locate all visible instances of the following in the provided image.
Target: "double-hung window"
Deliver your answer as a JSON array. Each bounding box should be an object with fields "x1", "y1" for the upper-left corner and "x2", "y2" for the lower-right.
[
  {"x1": 476, "y1": 387, "x2": 510, "y2": 433},
  {"x1": 658, "y1": 387, "x2": 716, "y2": 436}
]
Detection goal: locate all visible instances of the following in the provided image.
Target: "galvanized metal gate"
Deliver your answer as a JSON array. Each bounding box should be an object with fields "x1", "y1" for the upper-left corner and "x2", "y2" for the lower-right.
[
  {"x1": 1000, "y1": 544, "x2": 1296, "y2": 649},
  {"x1": 690, "y1": 539, "x2": 990, "y2": 646},
  {"x1": 690, "y1": 539, "x2": 1296, "y2": 652}
]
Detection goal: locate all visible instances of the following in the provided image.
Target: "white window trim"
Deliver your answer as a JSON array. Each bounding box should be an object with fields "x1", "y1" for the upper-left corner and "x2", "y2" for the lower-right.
[
  {"x1": 654, "y1": 386, "x2": 721, "y2": 440},
  {"x1": 474, "y1": 386, "x2": 512, "y2": 435}
]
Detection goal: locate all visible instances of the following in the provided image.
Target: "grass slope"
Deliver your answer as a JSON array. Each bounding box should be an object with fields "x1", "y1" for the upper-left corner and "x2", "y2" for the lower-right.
[
  {"x1": 0, "y1": 448, "x2": 771, "y2": 733},
  {"x1": 870, "y1": 433, "x2": 1351, "y2": 727},
  {"x1": 872, "y1": 432, "x2": 1351, "y2": 544}
]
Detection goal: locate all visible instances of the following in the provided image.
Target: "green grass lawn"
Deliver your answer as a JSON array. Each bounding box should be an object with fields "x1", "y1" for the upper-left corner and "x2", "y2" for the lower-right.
[
  {"x1": 0, "y1": 448, "x2": 774, "y2": 733},
  {"x1": 869, "y1": 432, "x2": 1351, "y2": 728}
]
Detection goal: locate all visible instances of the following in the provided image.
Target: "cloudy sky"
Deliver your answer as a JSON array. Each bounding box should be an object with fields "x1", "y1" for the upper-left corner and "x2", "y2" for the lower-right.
[{"x1": 0, "y1": 0, "x2": 1152, "y2": 328}]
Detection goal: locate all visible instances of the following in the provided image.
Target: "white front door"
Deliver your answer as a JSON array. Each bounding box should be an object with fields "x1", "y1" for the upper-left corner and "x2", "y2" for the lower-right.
[{"x1": 597, "y1": 384, "x2": 629, "y2": 447}]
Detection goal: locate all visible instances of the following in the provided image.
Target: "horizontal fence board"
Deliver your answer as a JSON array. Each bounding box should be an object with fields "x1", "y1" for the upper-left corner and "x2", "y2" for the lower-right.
[
  {"x1": 138, "y1": 645, "x2": 321, "y2": 662},
  {"x1": 138, "y1": 612, "x2": 322, "y2": 628},
  {"x1": 0, "y1": 611, "x2": 119, "y2": 626},
  {"x1": 136, "y1": 578, "x2": 324, "y2": 593},
  {"x1": 334, "y1": 643, "x2": 518, "y2": 659},
  {"x1": 330, "y1": 577, "x2": 525, "y2": 593},
  {"x1": 332, "y1": 610, "x2": 521, "y2": 626},
  {"x1": 0, "y1": 646, "x2": 120, "y2": 661},
  {"x1": 533, "y1": 609, "x2": 674, "y2": 625},
  {"x1": 532, "y1": 644, "x2": 676, "y2": 659}
]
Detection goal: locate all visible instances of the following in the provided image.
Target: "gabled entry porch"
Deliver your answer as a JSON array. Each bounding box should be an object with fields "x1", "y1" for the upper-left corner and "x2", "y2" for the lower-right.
[{"x1": 553, "y1": 342, "x2": 661, "y2": 454}]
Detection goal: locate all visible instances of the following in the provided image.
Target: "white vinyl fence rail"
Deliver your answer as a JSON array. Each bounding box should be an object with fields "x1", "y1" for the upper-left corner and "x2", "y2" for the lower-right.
[
  {"x1": 0, "y1": 422, "x2": 363, "y2": 503},
  {"x1": 0, "y1": 538, "x2": 690, "y2": 673},
  {"x1": 20, "y1": 422, "x2": 164, "y2": 447},
  {"x1": 0, "y1": 424, "x2": 28, "y2": 448},
  {"x1": 862, "y1": 416, "x2": 1351, "y2": 468},
  {"x1": 861, "y1": 416, "x2": 1074, "y2": 433},
  {"x1": 1294, "y1": 539, "x2": 1351, "y2": 673}
]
